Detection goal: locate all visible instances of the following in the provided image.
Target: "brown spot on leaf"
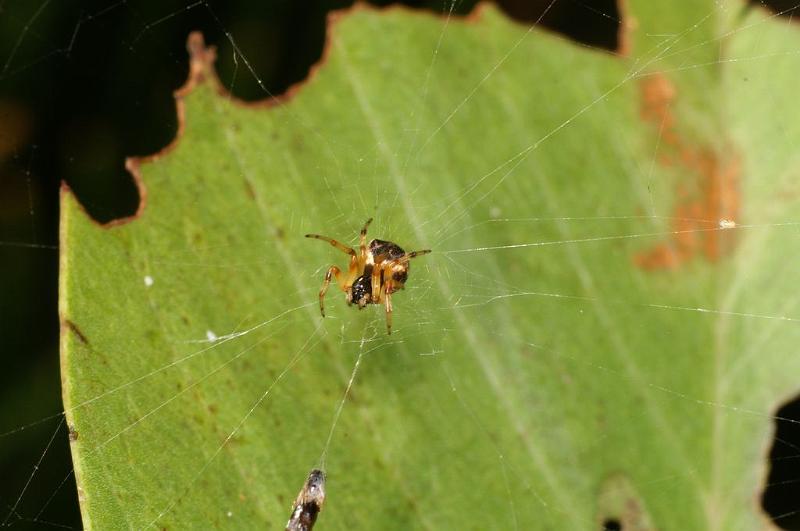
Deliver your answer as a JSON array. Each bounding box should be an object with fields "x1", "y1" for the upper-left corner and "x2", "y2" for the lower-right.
[
  {"x1": 244, "y1": 179, "x2": 256, "y2": 200},
  {"x1": 597, "y1": 473, "x2": 656, "y2": 530},
  {"x1": 185, "y1": 32, "x2": 217, "y2": 90},
  {"x1": 64, "y1": 319, "x2": 89, "y2": 345},
  {"x1": 635, "y1": 74, "x2": 740, "y2": 271},
  {"x1": 617, "y1": 0, "x2": 634, "y2": 57},
  {"x1": 639, "y1": 74, "x2": 677, "y2": 143}
]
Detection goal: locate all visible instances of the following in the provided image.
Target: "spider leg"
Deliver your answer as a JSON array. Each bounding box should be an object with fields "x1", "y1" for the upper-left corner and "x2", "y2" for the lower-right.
[
  {"x1": 383, "y1": 288, "x2": 393, "y2": 335},
  {"x1": 305, "y1": 234, "x2": 356, "y2": 257},
  {"x1": 360, "y1": 218, "x2": 373, "y2": 248},
  {"x1": 342, "y1": 255, "x2": 360, "y2": 303},
  {"x1": 370, "y1": 264, "x2": 383, "y2": 302},
  {"x1": 401, "y1": 249, "x2": 431, "y2": 262},
  {"x1": 318, "y1": 265, "x2": 346, "y2": 317},
  {"x1": 379, "y1": 250, "x2": 432, "y2": 274},
  {"x1": 359, "y1": 218, "x2": 373, "y2": 268}
]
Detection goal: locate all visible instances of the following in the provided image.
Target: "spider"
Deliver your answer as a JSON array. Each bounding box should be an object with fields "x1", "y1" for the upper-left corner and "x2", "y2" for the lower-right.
[{"x1": 305, "y1": 218, "x2": 430, "y2": 334}]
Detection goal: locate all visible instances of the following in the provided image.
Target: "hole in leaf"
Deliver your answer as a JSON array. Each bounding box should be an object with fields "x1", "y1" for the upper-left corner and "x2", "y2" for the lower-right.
[
  {"x1": 602, "y1": 518, "x2": 623, "y2": 530},
  {"x1": 762, "y1": 395, "x2": 800, "y2": 529},
  {"x1": 6, "y1": 0, "x2": 623, "y2": 224},
  {"x1": 749, "y1": 0, "x2": 800, "y2": 18},
  {"x1": 494, "y1": 0, "x2": 621, "y2": 51}
]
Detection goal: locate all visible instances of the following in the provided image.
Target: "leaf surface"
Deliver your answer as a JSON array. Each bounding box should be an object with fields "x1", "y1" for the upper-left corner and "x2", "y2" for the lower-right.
[{"x1": 61, "y1": 3, "x2": 800, "y2": 529}]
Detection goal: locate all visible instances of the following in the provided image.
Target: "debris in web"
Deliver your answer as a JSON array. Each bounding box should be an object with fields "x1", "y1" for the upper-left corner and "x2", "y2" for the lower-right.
[{"x1": 285, "y1": 469, "x2": 326, "y2": 531}]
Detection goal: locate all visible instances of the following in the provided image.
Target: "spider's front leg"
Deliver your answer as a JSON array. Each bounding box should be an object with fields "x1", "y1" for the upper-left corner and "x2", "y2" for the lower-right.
[
  {"x1": 359, "y1": 218, "x2": 373, "y2": 260},
  {"x1": 319, "y1": 265, "x2": 344, "y2": 317},
  {"x1": 319, "y1": 254, "x2": 360, "y2": 317},
  {"x1": 305, "y1": 234, "x2": 357, "y2": 257}
]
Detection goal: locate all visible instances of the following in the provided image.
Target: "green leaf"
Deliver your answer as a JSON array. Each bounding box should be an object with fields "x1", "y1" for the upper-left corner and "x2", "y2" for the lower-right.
[{"x1": 60, "y1": 3, "x2": 800, "y2": 529}]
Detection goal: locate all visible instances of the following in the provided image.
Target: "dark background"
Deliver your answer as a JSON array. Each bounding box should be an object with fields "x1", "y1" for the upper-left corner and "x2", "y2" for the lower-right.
[{"x1": 0, "y1": 0, "x2": 797, "y2": 529}]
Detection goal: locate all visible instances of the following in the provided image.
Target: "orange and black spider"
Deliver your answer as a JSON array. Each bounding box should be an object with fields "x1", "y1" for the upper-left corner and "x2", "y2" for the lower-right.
[{"x1": 305, "y1": 218, "x2": 430, "y2": 334}]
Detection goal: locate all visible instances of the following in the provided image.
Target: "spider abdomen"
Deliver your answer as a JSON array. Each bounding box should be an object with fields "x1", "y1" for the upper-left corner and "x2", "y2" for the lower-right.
[{"x1": 369, "y1": 239, "x2": 405, "y2": 261}]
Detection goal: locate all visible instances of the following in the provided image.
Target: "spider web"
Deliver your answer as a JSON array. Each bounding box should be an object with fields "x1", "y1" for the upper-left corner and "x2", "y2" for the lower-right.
[{"x1": 2, "y1": 0, "x2": 800, "y2": 529}]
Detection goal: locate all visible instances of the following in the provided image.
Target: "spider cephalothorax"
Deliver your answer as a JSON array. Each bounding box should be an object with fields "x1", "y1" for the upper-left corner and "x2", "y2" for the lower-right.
[{"x1": 305, "y1": 218, "x2": 430, "y2": 334}]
